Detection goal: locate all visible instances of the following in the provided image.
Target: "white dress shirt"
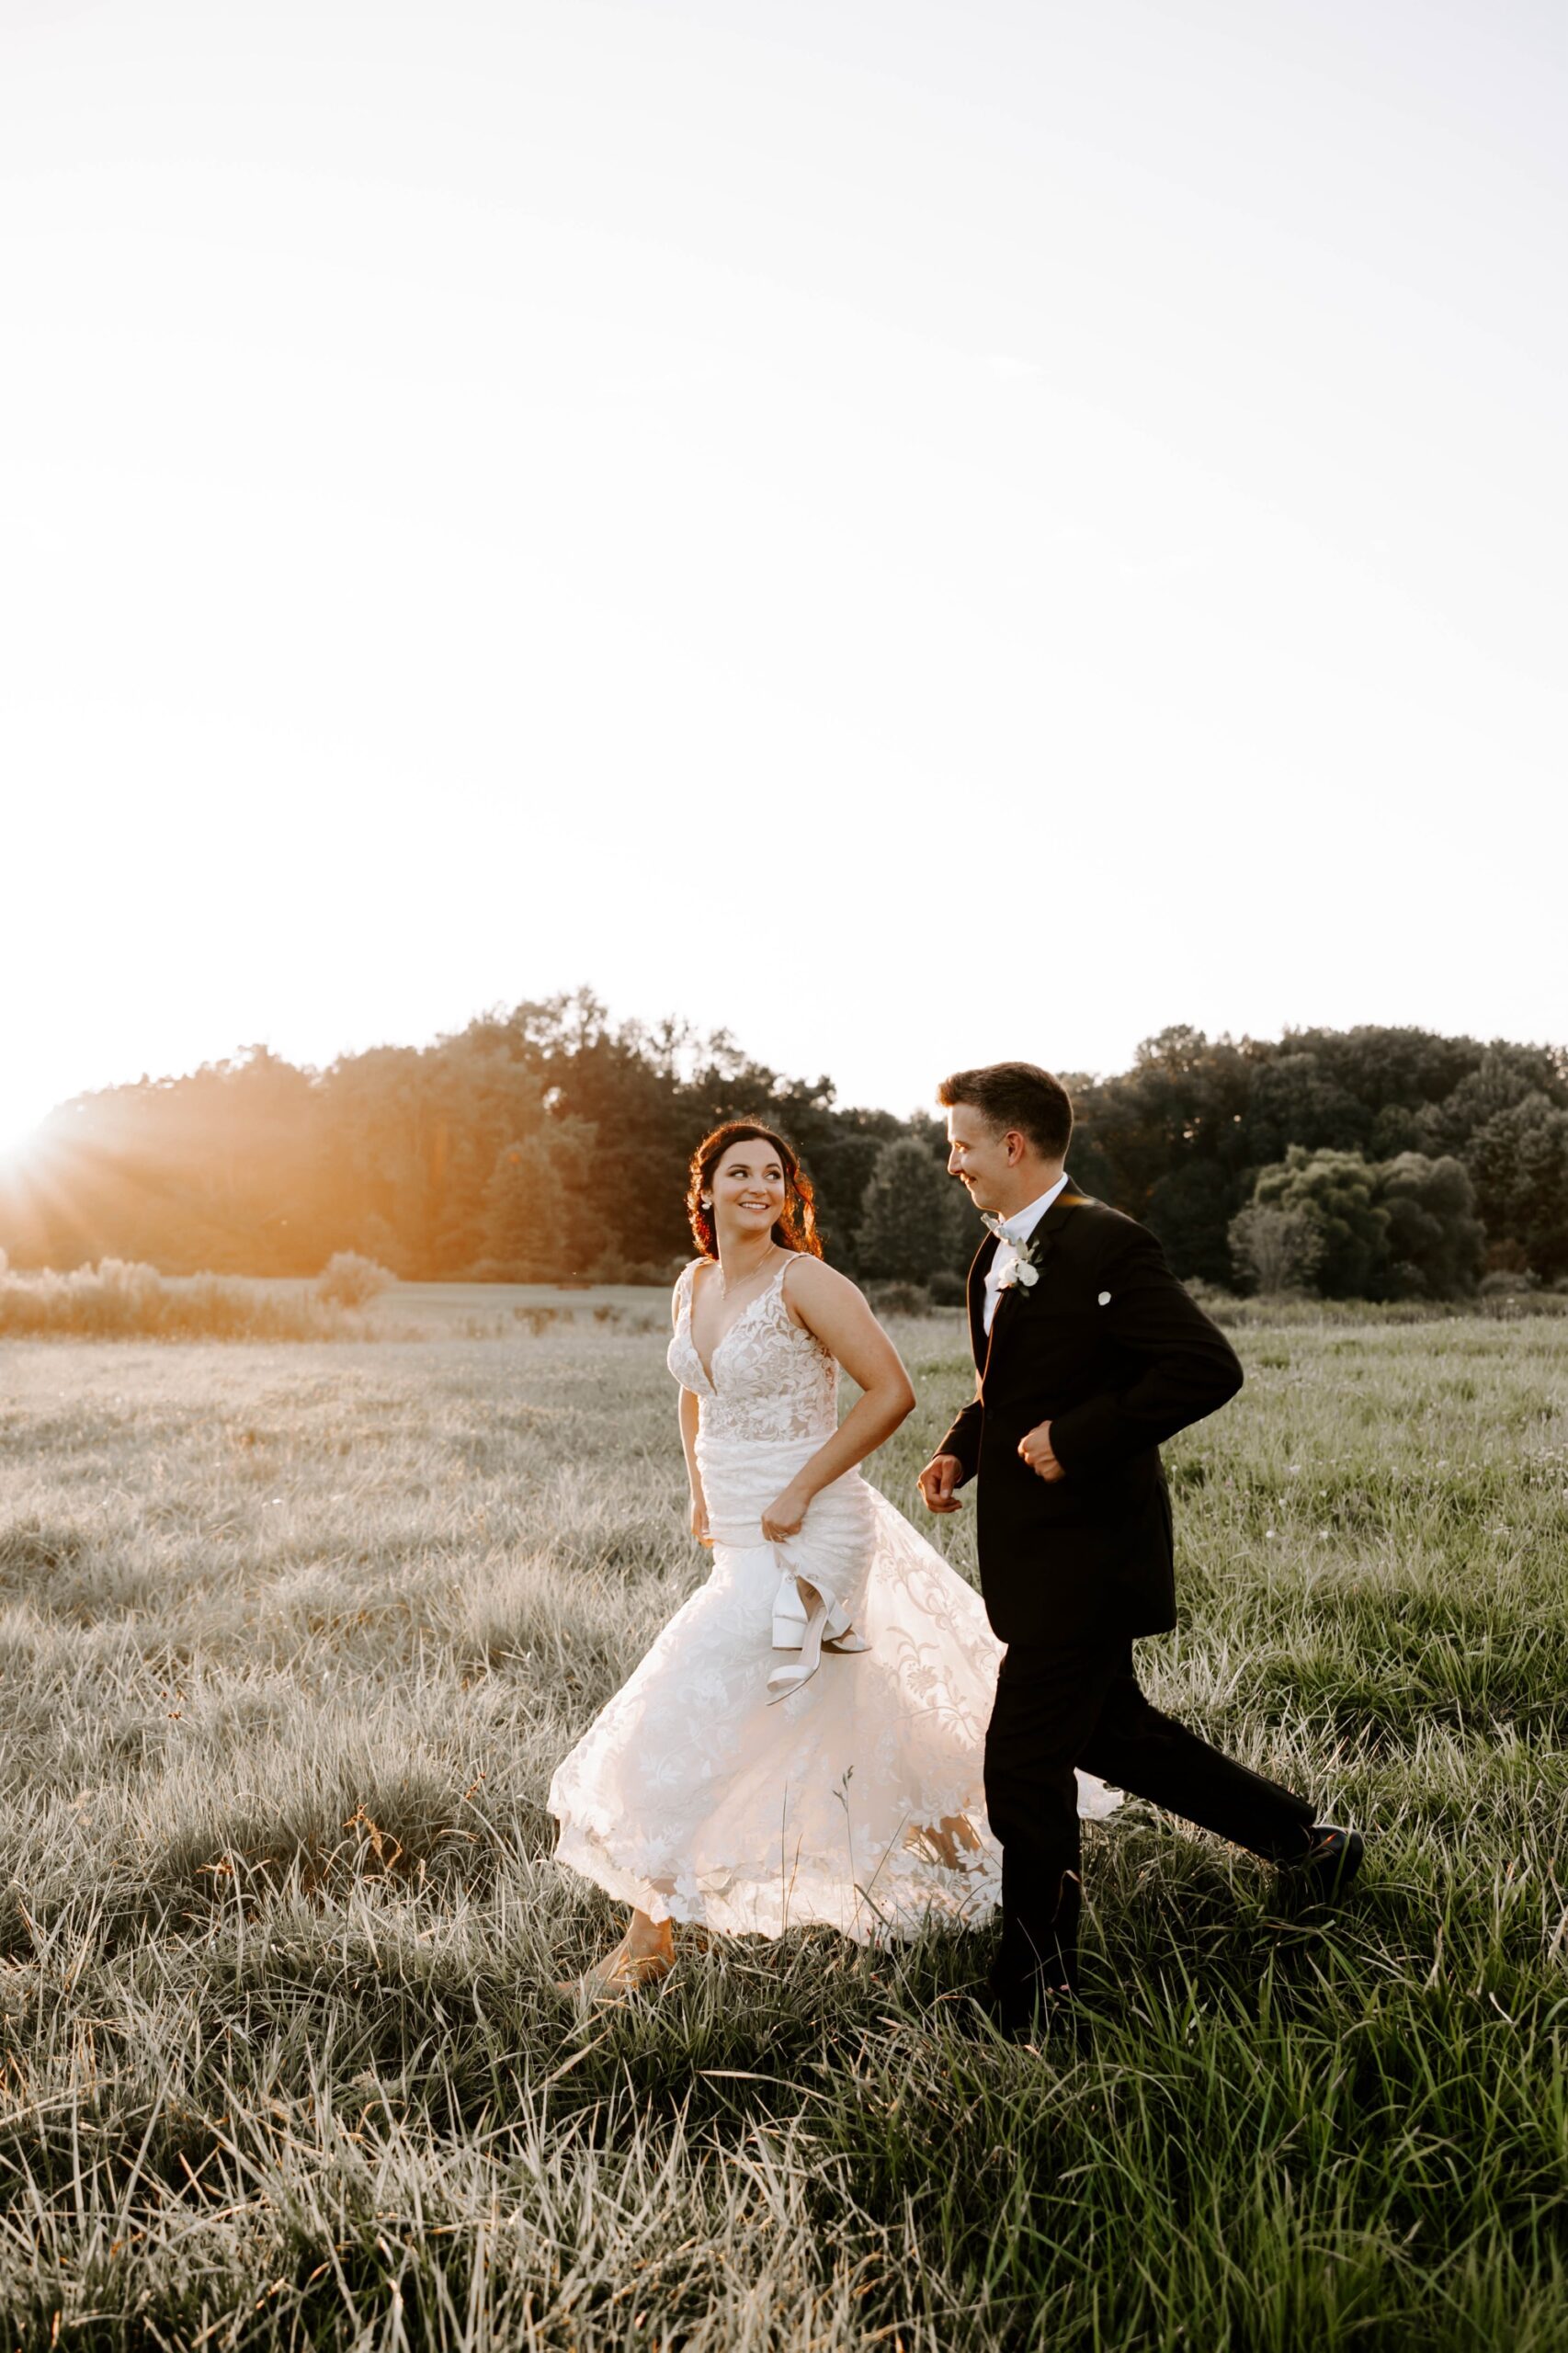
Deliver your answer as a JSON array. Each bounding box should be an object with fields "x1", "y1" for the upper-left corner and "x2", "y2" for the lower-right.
[{"x1": 982, "y1": 1173, "x2": 1071, "y2": 1334}]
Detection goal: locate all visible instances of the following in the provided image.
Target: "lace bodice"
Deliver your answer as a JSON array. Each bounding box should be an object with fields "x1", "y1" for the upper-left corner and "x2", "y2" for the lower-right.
[{"x1": 666, "y1": 1256, "x2": 837, "y2": 1442}]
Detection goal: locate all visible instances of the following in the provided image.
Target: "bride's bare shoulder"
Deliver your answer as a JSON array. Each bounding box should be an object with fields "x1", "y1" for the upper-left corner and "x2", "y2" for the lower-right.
[{"x1": 778, "y1": 1252, "x2": 859, "y2": 1322}]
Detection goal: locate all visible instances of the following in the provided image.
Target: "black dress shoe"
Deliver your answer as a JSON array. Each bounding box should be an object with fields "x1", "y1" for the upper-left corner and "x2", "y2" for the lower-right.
[{"x1": 1278, "y1": 1823, "x2": 1365, "y2": 1902}]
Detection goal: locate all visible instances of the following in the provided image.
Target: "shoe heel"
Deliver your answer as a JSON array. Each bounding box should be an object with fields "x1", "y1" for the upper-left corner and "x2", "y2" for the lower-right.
[
  {"x1": 771, "y1": 1570, "x2": 808, "y2": 1651},
  {"x1": 767, "y1": 1597, "x2": 828, "y2": 1702}
]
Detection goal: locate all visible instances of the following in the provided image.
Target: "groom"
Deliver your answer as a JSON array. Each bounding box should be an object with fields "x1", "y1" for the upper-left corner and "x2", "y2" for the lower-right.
[{"x1": 917, "y1": 1061, "x2": 1363, "y2": 2039}]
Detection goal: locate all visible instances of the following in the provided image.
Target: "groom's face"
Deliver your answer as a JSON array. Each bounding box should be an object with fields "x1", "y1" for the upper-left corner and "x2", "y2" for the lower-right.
[{"x1": 945, "y1": 1106, "x2": 1018, "y2": 1215}]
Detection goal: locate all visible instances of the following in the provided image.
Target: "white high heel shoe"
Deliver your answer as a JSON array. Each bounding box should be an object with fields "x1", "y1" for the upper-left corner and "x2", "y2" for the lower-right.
[
  {"x1": 767, "y1": 1588, "x2": 869, "y2": 1704},
  {"x1": 771, "y1": 1575, "x2": 809, "y2": 1649},
  {"x1": 771, "y1": 1572, "x2": 869, "y2": 1656},
  {"x1": 767, "y1": 1593, "x2": 831, "y2": 1703}
]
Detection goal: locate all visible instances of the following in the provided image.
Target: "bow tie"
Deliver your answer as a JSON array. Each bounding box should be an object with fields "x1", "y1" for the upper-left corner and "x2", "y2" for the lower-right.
[{"x1": 982, "y1": 1211, "x2": 1025, "y2": 1246}]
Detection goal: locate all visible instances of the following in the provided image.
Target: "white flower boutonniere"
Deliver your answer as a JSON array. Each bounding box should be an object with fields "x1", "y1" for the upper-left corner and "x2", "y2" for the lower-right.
[
  {"x1": 984, "y1": 1216, "x2": 1042, "y2": 1302},
  {"x1": 1003, "y1": 1237, "x2": 1041, "y2": 1295}
]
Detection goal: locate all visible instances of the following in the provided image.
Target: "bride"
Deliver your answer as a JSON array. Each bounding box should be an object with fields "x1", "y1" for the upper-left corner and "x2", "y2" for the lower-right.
[{"x1": 548, "y1": 1120, "x2": 1117, "y2": 1996}]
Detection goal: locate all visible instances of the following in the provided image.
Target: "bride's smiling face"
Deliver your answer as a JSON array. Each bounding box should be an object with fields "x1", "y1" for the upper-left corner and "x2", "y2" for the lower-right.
[{"x1": 711, "y1": 1144, "x2": 786, "y2": 1241}]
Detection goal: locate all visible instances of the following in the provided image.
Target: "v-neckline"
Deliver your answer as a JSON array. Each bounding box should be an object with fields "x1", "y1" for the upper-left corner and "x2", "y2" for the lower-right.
[{"x1": 688, "y1": 1256, "x2": 787, "y2": 1392}]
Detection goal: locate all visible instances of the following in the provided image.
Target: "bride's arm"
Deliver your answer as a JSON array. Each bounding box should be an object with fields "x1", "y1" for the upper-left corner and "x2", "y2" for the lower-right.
[
  {"x1": 678, "y1": 1387, "x2": 710, "y2": 1544},
  {"x1": 759, "y1": 1259, "x2": 915, "y2": 1539},
  {"x1": 672, "y1": 1272, "x2": 711, "y2": 1545}
]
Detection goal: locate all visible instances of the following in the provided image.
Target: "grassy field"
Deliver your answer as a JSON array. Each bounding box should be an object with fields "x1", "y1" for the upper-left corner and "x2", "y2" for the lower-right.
[
  {"x1": 369, "y1": 1282, "x2": 674, "y2": 1327},
  {"x1": 1, "y1": 1312, "x2": 1565, "y2": 2349}
]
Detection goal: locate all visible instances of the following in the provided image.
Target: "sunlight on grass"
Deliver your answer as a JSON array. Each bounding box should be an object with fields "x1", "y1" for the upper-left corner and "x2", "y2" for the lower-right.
[{"x1": 0, "y1": 1315, "x2": 1563, "y2": 2347}]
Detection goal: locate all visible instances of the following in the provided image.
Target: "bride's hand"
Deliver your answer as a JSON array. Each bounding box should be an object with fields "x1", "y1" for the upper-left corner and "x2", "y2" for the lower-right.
[
  {"x1": 761, "y1": 1483, "x2": 810, "y2": 1542},
  {"x1": 690, "y1": 1493, "x2": 712, "y2": 1547}
]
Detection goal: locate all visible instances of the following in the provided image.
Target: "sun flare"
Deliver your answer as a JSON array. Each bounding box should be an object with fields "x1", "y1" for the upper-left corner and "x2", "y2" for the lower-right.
[{"x1": 0, "y1": 1111, "x2": 45, "y2": 1169}]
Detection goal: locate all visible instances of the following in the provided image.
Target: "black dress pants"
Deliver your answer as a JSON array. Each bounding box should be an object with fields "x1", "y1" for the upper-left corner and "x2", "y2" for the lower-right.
[{"x1": 982, "y1": 1629, "x2": 1315, "y2": 2022}]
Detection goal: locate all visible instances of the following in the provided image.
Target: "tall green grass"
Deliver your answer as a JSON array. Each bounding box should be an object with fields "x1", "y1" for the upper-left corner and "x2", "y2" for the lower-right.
[{"x1": 0, "y1": 1318, "x2": 1563, "y2": 2347}]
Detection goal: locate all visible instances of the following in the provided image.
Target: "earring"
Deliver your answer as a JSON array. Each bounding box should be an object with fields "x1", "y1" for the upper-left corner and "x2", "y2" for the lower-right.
[{"x1": 700, "y1": 1193, "x2": 712, "y2": 1208}]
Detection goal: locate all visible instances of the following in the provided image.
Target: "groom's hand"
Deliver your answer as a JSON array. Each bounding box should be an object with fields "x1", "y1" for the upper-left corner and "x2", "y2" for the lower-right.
[
  {"x1": 917, "y1": 1453, "x2": 964, "y2": 1514},
  {"x1": 1018, "y1": 1421, "x2": 1065, "y2": 1482}
]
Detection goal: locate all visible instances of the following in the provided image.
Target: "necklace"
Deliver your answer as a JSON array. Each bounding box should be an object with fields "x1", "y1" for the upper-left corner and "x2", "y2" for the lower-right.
[{"x1": 717, "y1": 1241, "x2": 778, "y2": 1300}]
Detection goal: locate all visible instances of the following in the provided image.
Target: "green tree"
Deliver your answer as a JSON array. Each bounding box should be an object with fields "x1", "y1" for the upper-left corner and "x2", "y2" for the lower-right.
[
  {"x1": 6, "y1": 1011, "x2": 1564, "y2": 1290},
  {"x1": 1284, "y1": 1026, "x2": 1483, "y2": 1118},
  {"x1": 480, "y1": 1116, "x2": 602, "y2": 1280},
  {"x1": 1467, "y1": 1096, "x2": 1568, "y2": 1281},
  {"x1": 1226, "y1": 1203, "x2": 1324, "y2": 1296},
  {"x1": 1419, "y1": 1055, "x2": 1528, "y2": 1157},
  {"x1": 857, "y1": 1138, "x2": 952, "y2": 1285},
  {"x1": 1251, "y1": 1147, "x2": 1388, "y2": 1299},
  {"x1": 1145, "y1": 1161, "x2": 1235, "y2": 1284},
  {"x1": 1070, "y1": 1027, "x2": 1256, "y2": 1261},
  {"x1": 1375, "y1": 1153, "x2": 1486, "y2": 1298},
  {"x1": 1244, "y1": 1052, "x2": 1373, "y2": 1164},
  {"x1": 482, "y1": 1137, "x2": 563, "y2": 1279}
]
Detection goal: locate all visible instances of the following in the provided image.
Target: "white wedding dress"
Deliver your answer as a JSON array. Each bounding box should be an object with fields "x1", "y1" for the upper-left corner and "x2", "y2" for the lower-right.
[{"x1": 548, "y1": 1256, "x2": 1119, "y2": 1948}]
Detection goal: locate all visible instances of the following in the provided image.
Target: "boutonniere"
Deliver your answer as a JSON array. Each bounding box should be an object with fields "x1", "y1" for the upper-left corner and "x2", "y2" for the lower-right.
[{"x1": 983, "y1": 1217, "x2": 1042, "y2": 1302}]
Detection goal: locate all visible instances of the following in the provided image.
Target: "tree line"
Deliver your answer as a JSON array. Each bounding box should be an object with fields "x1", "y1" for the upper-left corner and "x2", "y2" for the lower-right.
[{"x1": 3, "y1": 995, "x2": 1564, "y2": 1299}]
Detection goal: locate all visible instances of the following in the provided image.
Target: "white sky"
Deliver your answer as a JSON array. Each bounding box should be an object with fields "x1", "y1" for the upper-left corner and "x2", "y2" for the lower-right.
[{"x1": 2, "y1": 0, "x2": 1563, "y2": 1146}]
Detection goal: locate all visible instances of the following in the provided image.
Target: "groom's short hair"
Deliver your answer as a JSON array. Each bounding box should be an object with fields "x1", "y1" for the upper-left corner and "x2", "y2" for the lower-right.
[{"x1": 937, "y1": 1062, "x2": 1074, "y2": 1159}]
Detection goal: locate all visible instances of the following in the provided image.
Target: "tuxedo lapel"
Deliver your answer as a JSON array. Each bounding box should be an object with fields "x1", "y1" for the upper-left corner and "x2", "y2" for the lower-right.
[
  {"x1": 967, "y1": 1231, "x2": 999, "y2": 1370},
  {"x1": 1017, "y1": 1180, "x2": 1091, "y2": 1268},
  {"x1": 983, "y1": 1182, "x2": 1092, "y2": 1356}
]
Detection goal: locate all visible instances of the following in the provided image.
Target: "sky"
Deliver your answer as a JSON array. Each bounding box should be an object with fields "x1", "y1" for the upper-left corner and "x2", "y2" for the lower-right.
[{"x1": 2, "y1": 0, "x2": 1563, "y2": 1148}]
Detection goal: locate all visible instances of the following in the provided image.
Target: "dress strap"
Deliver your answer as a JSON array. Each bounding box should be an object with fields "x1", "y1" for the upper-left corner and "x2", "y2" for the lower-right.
[{"x1": 776, "y1": 1249, "x2": 812, "y2": 1313}]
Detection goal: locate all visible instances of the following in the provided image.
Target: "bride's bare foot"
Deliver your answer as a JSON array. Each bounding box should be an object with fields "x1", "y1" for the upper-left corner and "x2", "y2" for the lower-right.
[{"x1": 555, "y1": 1911, "x2": 676, "y2": 2000}]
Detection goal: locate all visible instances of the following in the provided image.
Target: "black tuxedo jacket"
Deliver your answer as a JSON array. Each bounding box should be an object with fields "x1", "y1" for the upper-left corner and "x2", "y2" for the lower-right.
[{"x1": 937, "y1": 1185, "x2": 1244, "y2": 1646}]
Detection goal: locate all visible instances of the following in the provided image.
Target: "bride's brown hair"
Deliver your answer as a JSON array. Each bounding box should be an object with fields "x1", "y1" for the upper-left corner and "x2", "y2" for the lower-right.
[{"x1": 687, "y1": 1122, "x2": 824, "y2": 1262}]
